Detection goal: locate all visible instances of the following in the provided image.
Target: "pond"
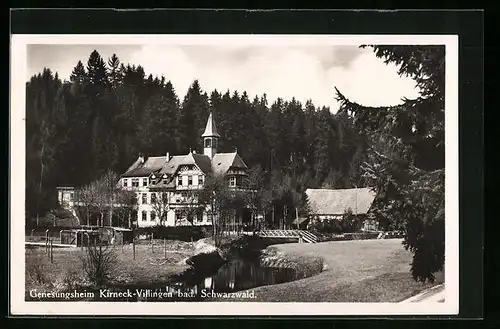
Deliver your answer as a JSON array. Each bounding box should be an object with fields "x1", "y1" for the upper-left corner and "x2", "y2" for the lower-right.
[
  {"x1": 127, "y1": 247, "x2": 319, "y2": 302},
  {"x1": 168, "y1": 257, "x2": 299, "y2": 300}
]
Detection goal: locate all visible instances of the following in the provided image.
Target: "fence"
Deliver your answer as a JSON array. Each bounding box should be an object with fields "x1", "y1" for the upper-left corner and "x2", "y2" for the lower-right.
[{"x1": 26, "y1": 229, "x2": 62, "y2": 243}]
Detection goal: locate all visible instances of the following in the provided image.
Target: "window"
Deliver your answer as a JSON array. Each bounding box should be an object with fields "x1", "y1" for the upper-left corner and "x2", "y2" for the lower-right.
[
  {"x1": 137, "y1": 193, "x2": 141, "y2": 204},
  {"x1": 132, "y1": 179, "x2": 139, "y2": 187},
  {"x1": 199, "y1": 175, "x2": 204, "y2": 186},
  {"x1": 188, "y1": 175, "x2": 193, "y2": 186},
  {"x1": 197, "y1": 210, "x2": 203, "y2": 222},
  {"x1": 151, "y1": 212, "x2": 156, "y2": 221},
  {"x1": 142, "y1": 211, "x2": 147, "y2": 221},
  {"x1": 142, "y1": 193, "x2": 147, "y2": 204},
  {"x1": 204, "y1": 138, "x2": 212, "y2": 148},
  {"x1": 123, "y1": 179, "x2": 128, "y2": 187},
  {"x1": 178, "y1": 176, "x2": 182, "y2": 186},
  {"x1": 142, "y1": 178, "x2": 148, "y2": 187},
  {"x1": 151, "y1": 193, "x2": 157, "y2": 203},
  {"x1": 229, "y1": 177, "x2": 236, "y2": 187},
  {"x1": 175, "y1": 209, "x2": 185, "y2": 222}
]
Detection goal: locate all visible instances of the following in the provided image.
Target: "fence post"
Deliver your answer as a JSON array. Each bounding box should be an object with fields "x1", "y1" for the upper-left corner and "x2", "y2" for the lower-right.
[
  {"x1": 50, "y1": 239, "x2": 54, "y2": 263},
  {"x1": 45, "y1": 229, "x2": 49, "y2": 254},
  {"x1": 151, "y1": 232, "x2": 154, "y2": 254}
]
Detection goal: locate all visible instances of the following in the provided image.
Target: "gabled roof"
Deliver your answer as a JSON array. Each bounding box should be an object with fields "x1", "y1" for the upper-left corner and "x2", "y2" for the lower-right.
[
  {"x1": 211, "y1": 152, "x2": 248, "y2": 176},
  {"x1": 305, "y1": 187, "x2": 377, "y2": 215},
  {"x1": 124, "y1": 157, "x2": 143, "y2": 174},
  {"x1": 123, "y1": 151, "x2": 249, "y2": 180},
  {"x1": 201, "y1": 112, "x2": 221, "y2": 138},
  {"x1": 192, "y1": 153, "x2": 213, "y2": 174},
  {"x1": 159, "y1": 155, "x2": 190, "y2": 175},
  {"x1": 157, "y1": 152, "x2": 212, "y2": 176}
]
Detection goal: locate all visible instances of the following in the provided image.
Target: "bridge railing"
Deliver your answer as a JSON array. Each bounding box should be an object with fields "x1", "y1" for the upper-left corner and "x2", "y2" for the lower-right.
[{"x1": 256, "y1": 229, "x2": 319, "y2": 243}]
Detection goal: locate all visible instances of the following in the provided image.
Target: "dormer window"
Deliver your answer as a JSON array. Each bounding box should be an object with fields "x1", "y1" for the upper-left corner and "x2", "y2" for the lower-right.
[
  {"x1": 178, "y1": 176, "x2": 182, "y2": 186},
  {"x1": 229, "y1": 177, "x2": 236, "y2": 187}
]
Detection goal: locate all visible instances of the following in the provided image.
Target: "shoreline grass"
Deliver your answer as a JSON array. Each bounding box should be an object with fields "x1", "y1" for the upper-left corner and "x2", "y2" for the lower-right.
[{"x1": 25, "y1": 240, "x2": 195, "y2": 297}]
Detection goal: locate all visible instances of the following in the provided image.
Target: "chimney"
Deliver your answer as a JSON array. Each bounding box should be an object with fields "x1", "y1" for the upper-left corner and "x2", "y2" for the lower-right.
[
  {"x1": 138, "y1": 153, "x2": 145, "y2": 164},
  {"x1": 166, "y1": 151, "x2": 170, "y2": 162},
  {"x1": 192, "y1": 150, "x2": 196, "y2": 154}
]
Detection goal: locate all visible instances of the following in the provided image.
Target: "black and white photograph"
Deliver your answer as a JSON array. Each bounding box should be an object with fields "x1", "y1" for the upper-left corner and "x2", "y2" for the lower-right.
[{"x1": 10, "y1": 33, "x2": 459, "y2": 316}]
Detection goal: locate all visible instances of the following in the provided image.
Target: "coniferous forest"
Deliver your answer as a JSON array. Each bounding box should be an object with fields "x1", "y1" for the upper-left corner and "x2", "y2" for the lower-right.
[{"x1": 26, "y1": 49, "x2": 368, "y2": 221}]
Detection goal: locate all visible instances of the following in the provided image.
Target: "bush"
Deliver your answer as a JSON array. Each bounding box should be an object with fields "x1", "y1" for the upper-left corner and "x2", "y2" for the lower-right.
[
  {"x1": 80, "y1": 243, "x2": 118, "y2": 286},
  {"x1": 340, "y1": 209, "x2": 362, "y2": 233},
  {"x1": 26, "y1": 251, "x2": 49, "y2": 285},
  {"x1": 309, "y1": 217, "x2": 343, "y2": 234},
  {"x1": 63, "y1": 268, "x2": 83, "y2": 290}
]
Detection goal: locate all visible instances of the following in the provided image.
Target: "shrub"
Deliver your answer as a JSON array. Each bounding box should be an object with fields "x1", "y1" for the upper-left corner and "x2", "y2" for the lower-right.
[
  {"x1": 340, "y1": 209, "x2": 362, "y2": 233},
  {"x1": 80, "y1": 243, "x2": 118, "y2": 286},
  {"x1": 309, "y1": 216, "x2": 343, "y2": 234},
  {"x1": 63, "y1": 268, "x2": 82, "y2": 290}
]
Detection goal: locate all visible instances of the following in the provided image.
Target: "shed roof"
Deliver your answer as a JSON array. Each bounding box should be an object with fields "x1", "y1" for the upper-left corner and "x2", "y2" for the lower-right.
[{"x1": 305, "y1": 187, "x2": 377, "y2": 215}]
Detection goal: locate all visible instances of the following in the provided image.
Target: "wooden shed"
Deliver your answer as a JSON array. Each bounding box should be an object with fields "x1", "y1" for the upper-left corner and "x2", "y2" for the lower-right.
[{"x1": 111, "y1": 227, "x2": 134, "y2": 245}]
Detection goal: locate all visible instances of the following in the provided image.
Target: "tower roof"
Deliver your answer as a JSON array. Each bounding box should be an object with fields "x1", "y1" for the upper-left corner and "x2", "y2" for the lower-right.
[{"x1": 201, "y1": 112, "x2": 221, "y2": 138}]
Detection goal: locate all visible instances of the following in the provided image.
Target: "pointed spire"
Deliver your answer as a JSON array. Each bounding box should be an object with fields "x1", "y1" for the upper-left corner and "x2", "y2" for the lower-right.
[{"x1": 202, "y1": 112, "x2": 221, "y2": 138}]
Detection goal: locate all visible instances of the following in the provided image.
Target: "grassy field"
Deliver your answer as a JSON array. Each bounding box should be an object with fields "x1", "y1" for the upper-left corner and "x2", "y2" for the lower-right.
[
  {"x1": 26, "y1": 237, "x2": 443, "y2": 303},
  {"x1": 221, "y1": 239, "x2": 444, "y2": 302},
  {"x1": 25, "y1": 240, "x2": 194, "y2": 294}
]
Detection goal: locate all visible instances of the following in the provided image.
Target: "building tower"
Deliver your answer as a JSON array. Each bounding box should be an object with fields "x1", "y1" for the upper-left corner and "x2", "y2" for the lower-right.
[{"x1": 202, "y1": 112, "x2": 220, "y2": 159}]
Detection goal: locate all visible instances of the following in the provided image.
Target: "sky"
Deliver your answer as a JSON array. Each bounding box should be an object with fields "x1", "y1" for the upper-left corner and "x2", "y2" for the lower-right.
[{"x1": 27, "y1": 44, "x2": 419, "y2": 111}]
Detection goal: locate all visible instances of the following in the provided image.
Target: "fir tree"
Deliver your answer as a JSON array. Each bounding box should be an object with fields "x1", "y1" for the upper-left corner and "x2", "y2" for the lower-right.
[
  {"x1": 107, "y1": 53, "x2": 123, "y2": 90},
  {"x1": 335, "y1": 45, "x2": 445, "y2": 283}
]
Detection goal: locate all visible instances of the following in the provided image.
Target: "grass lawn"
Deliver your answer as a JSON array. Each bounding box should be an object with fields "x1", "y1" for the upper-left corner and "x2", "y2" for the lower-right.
[
  {"x1": 26, "y1": 240, "x2": 194, "y2": 295},
  {"x1": 222, "y1": 238, "x2": 444, "y2": 303}
]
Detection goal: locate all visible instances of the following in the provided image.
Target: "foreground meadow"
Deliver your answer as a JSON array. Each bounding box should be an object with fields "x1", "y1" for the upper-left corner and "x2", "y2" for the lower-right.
[{"x1": 220, "y1": 238, "x2": 444, "y2": 302}]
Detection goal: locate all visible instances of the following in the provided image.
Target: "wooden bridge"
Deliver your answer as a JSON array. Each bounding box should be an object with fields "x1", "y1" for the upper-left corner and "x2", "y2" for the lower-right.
[{"x1": 254, "y1": 230, "x2": 319, "y2": 243}]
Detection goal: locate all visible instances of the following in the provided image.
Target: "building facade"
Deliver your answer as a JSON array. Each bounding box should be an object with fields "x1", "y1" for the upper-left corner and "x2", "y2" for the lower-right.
[{"x1": 120, "y1": 113, "x2": 250, "y2": 228}]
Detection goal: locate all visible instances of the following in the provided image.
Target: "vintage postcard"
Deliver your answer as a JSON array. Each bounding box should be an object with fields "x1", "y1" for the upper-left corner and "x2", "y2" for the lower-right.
[{"x1": 10, "y1": 34, "x2": 459, "y2": 316}]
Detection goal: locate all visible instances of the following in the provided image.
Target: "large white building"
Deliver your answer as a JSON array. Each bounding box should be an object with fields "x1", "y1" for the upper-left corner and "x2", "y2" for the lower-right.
[{"x1": 120, "y1": 112, "x2": 250, "y2": 228}]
